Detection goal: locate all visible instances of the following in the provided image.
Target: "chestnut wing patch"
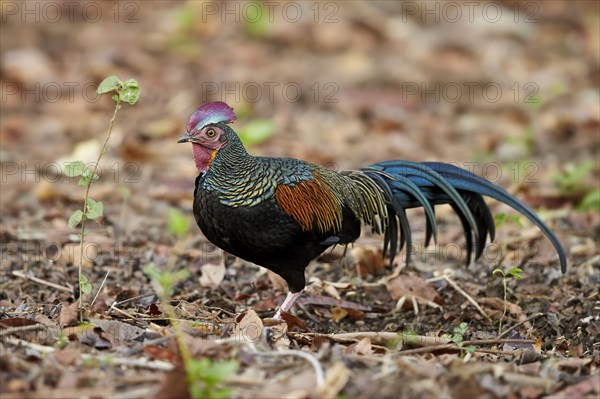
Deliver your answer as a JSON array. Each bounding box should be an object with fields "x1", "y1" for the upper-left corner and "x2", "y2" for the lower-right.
[{"x1": 275, "y1": 173, "x2": 343, "y2": 234}]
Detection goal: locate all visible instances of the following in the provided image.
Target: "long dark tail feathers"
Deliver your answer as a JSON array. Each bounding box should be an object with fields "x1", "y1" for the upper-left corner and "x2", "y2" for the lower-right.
[{"x1": 362, "y1": 161, "x2": 567, "y2": 273}]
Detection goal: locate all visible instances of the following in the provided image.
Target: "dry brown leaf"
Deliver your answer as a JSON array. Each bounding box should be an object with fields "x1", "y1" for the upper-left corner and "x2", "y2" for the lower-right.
[
  {"x1": 144, "y1": 345, "x2": 181, "y2": 365},
  {"x1": 0, "y1": 317, "x2": 38, "y2": 328},
  {"x1": 350, "y1": 246, "x2": 385, "y2": 277},
  {"x1": 533, "y1": 336, "x2": 543, "y2": 353},
  {"x1": 479, "y1": 297, "x2": 523, "y2": 316},
  {"x1": 322, "y1": 283, "x2": 341, "y2": 300},
  {"x1": 331, "y1": 306, "x2": 348, "y2": 322},
  {"x1": 198, "y1": 263, "x2": 226, "y2": 288},
  {"x1": 385, "y1": 274, "x2": 442, "y2": 303},
  {"x1": 349, "y1": 337, "x2": 373, "y2": 356},
  {"x1": 235, "y1": 309, "x2": 263, "y2": 344},
  {"x1": 58, "y1": 301, "x2": 79, "y2": 328},
  {"x1": 51, "y1": 348, "x2": 81, "y2": 366},
  {"x1": 268, "y1": 270, "x2": 288, "y2": 291}
]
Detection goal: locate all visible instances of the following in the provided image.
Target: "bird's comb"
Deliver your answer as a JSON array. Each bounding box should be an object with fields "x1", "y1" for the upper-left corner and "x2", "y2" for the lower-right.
[{"x1": 187, "y1": 101, "x2": 236, "y2": 132}]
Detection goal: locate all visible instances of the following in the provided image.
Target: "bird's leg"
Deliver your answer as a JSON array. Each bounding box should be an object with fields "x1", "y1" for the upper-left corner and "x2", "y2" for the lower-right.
[{"x1": 273, "y1": 290, "x2": 303, "y2": 320}]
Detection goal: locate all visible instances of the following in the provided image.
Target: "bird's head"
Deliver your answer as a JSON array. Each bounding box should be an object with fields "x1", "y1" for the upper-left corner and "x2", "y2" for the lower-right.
[{"x1": 178, "y1": 101, "x2": 238, "y2": 172}]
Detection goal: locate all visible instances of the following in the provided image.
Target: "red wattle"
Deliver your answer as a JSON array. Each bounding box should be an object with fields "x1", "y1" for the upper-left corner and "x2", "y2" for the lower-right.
[{"x1": 192, "y1": 144, "x2": 214, "y2": 172}]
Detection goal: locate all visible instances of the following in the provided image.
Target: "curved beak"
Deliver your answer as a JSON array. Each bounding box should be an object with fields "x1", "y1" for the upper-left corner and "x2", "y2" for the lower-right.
[{"x1": 178, "y1": 132, "x2": 193, "y2": 143}]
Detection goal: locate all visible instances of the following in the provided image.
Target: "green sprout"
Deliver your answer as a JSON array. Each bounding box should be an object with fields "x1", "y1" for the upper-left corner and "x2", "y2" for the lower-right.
[{"x1": 66, "y1": 75, "x2": 140, "y2": 321}]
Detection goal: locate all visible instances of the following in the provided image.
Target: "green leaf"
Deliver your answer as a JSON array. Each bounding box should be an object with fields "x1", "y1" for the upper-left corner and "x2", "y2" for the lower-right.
[
  {"x1": 188, "y1": 358, "x2": 238, "y2": 399},
  {"x1": 167, "y1": 207, "x2": 190, "y2": 238},
  {"x1": 68, "y1": 210, "x2": 84, "y2": 228},
  {"x1": 553, "y1": 161, "x2": 595, "y2": 192},
  {"x1": 508, "y1": 267, "x2": 523, "y2": 279},
  {"x1": 97, "y1": 76, "x2": 121, "y2": 95},
  {"x1": 82, "y1": 168, "x2": 100, "y2": 181},
  {"x1": 112, "y1": 94, "x2": 119, "y2": 103},
  {"x1": 451, "y1": 322, "x2": 468, "y2": 346},
  {"x1": 120, "y1": 79, "x2": 140, "y2": 105},
  {"x1": 494, "y1": 213, "x2": 524, "y2": 229},
  {"x1": 78, "y1": 169, "x2": 99, "y2": 186},
  {"x1": 80, "y1": 274, "x2": 92, "y2": 294},
  {"x1": 64, "y1": 161, "x2": 85, "y2": 177},
  {"x1": 86, "y1": 198, "x2": 104, "y2": 220},
  {"x1": 237, "y1": 119, "x2": 275, "y2": 147},
  {"x1": 578, "y1": 188, "x2": 600, "y2": 212},
  {"x1": 144, "y1": 264, "x2": 189, "y2": 296},
  {"x1": 143, "y1": 263, "x2": 162, "y2": 282}
]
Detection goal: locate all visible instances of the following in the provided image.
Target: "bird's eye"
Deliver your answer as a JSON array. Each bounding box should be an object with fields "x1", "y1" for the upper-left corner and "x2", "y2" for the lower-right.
[{"x1": 206, "y1": 129, "x2": 216, "y2": 138}]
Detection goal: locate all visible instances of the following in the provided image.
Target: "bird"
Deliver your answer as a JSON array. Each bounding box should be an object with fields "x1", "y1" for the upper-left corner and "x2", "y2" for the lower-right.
[{"x1": 178, "y1": 101, "x2": 567, "y2": 319}]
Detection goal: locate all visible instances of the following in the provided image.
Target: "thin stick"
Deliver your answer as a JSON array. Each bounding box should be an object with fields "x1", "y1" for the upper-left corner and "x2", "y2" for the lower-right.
[
  {"x1": 4, "y1": 336, "x2": 174, "y2": 371},
  {"x1": 91, "y1": 268, "x2": 111, "y2": 307},
  {"x1": 0, "y1": 323, "x2": 46, "y2": 337},
  {"x1": 396, "y1": 343, "x2": 454, "y2": 355},
  {"x1": 108, "y1": 303, "x2": 137, "y2": 320},
  {"x1": 115, "y1": 292, "x2": 156, "y2": 306},
  {"x1": 12, "y1": 271, "x2": 72, "y2": 293},
  {"x1": 248, "y1": 343, "x2": 324, "y2": 386},
  {"x1": 295, "y1": 332, "x2": 449, "y2": 347},
  {"x1": 463, "y1": 338, "x2": 535, "y2": 345},
  {"x1": 498, "y1": 312, "x2": 544, "y2": 339}
]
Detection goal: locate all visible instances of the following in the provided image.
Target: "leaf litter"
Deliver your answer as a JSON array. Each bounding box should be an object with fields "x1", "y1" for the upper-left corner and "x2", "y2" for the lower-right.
[{"x1": 1, "y1": 1, "x2": 599, "y2": 398}]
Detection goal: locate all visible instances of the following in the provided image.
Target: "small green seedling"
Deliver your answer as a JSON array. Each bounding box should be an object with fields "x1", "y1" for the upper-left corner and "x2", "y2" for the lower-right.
[
  {"x1": 493, "y1": 213, "x2": 524, "y2": 229},
  {"x1": 552, "y1": 161, "x2": 594, "y2": 192},
  {"x1": 53, "y1": 333, "x2": 69, "y2": 349},
  {"x1": 66, "y1": 76, "x2": 140, "y2": 321},
  {"x1": 578, "y1": 188, "x2": 600, "y2": 212},
  {"x1": 492, "y1": 267, "x2": 523, "y2": 336},
  {"x1": 167, "y1": 207, "x2": 191, "y2": 239},
  {"x1": 442, "y1": 322, "x2": 476, "y2": 358},
  {"x1": 188, "y1": 357, "x2": 239, "y2": 399}
]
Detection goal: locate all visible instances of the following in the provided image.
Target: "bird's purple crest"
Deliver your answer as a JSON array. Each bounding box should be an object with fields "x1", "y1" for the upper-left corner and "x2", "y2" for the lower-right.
[{"x1": 187, "y1": 101, "x2": 237, "y2": 132}]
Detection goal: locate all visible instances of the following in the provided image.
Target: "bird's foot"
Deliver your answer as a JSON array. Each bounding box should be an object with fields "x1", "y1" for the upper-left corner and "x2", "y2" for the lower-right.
[{"x1": 273, "y1": 290, "x2": 304, "y2": 320}]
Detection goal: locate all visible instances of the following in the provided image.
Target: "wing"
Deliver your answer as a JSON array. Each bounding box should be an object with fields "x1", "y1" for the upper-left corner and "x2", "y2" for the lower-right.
[{"x1": 274, "y1": 168, "x2": 345, "y2": 234}]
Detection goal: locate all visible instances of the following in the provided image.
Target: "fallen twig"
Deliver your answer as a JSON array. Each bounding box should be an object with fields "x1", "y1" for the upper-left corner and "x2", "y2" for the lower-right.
[
  {"x1": 11, "y1": 270, "x2": 72, "y2": 293},
  {"x1": 0, "y1": 323, "x2": 47, "y2": 337},
  {"x1": 4, "y1": 336, "x2": 174, "y2": 371},
  {"x1": 427, "y1": 274, "x2": 492, "y2": 322},
  {"x1": 249, "y1": 345, "x2": 325, "y2": 387},
  {"x1": 498, "y1": 312, "x2": 544, "y2": 339},
  {"x1": 108, "y1": 303, "x2": 137, "y2": 320},
  {"x1": 296, "y1": 332, "x2": 449, "y2": 347},
  {"x1": 91, "y1": 268, "x2": 111, "y2": 307}
]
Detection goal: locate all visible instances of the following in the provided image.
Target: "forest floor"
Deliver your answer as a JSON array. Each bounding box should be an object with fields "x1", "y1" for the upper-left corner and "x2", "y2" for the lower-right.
[{"x1": 1, "y1": 1, "x2": 599, "y2": 398}]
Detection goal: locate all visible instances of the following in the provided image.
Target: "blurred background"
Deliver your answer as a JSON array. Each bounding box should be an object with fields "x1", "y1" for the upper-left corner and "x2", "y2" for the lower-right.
[
  {"x1": 1, "y1": 3, "x2": 599, "y2": 396},
  {"x1": 1, "y1": 0, "x2": 598, "y2": 259}
]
